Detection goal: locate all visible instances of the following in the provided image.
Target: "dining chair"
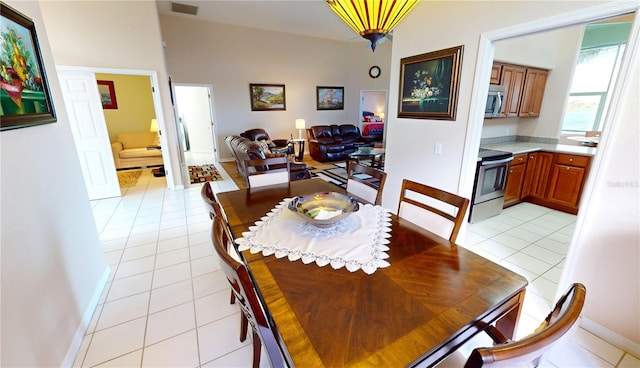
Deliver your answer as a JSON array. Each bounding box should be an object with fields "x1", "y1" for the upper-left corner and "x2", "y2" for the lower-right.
[
  {"x1": 346, "y1": 161, "x2": 387, "y2": 205},
  {"x1": 242, "y1": 156, "x2": 290, "y2": 188},
  {"x1": 397, "y1": 179, "x2": 470, "y2": 244},
  {"x1": 437, "y1": 283, "x2": 586, "y2": 368},
  {"x1": 200, "y1": 182, "x2": 225, "y2": 220},
  {"x1": 201, "y1": 182, "x2": 238, "y2": 306},
  {"x1": 211, "y1": 216, "x2": 288, "y2": 368}
]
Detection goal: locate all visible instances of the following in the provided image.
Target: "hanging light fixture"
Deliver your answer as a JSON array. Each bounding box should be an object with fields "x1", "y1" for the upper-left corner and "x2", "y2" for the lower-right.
[{"x1": 326, "y1": 0, "x2": 419, "y2": 52}]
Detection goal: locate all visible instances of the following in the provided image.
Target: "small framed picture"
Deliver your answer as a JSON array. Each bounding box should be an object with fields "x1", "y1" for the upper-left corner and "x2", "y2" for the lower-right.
[
  {"x1": 250, "y1": 83, "x2": 286, "y2": 111},
  {"x1": 316, "y1": 86, "x2": 344, "y2": 110},
  {"x1": 0, "y1": 3, "x2": 57, "y2": 131},
  {"x1": 97, "y1": 80, "x2": 118, "y2": 109},
  {"x1": 398, "y1": 45, "x2": 464, "y2": 120}
]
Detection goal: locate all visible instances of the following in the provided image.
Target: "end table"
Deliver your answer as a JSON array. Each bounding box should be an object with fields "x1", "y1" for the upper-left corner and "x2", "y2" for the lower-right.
[{"x1": 290, "y1": 138, "x2": 305, "y2": 162}]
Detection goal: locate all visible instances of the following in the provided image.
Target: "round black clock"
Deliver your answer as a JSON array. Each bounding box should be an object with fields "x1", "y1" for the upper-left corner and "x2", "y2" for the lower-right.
[{"x1": 369, "y1": 65, "x2": 381, "y2": 79}]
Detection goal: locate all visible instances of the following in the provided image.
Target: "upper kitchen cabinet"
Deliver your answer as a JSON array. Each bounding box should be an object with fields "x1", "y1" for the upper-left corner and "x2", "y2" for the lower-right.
[
  {"x1": 519, "y1": 68, "x2": 549, "y2": 117},
  {"x1": 493, "y1": 61, "x2": 549, "y2": 118}
]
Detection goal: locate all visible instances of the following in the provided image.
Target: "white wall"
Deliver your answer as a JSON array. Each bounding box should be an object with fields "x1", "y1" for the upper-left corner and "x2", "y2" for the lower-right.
[
  {"x1": 0, "y1": 1, "x2": 108, "y2": 366},
  {"x1": 362, "y1": 91, "x2": 387, "y2": 118},
  {"x1": 570, "y1": 47, "x2": 639, "y2": 348},
  {"x1": 39, "y1": 0, "x2": 181, "y2": 188},
  {"x1": 158, "y1": 14, "x2": 392, "y2": 160},
  {"x1": 385, "y1": 0, "x2": 638, "y2": 351}
]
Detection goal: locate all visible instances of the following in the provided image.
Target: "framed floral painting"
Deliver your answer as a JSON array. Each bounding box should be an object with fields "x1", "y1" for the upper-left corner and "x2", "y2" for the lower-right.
[
  {"x1": 398, "y1": 45, "x2": 464, "y2": 120},
  {"x1": 0, "y1": 3, "x2": 56, "y2": 131}
]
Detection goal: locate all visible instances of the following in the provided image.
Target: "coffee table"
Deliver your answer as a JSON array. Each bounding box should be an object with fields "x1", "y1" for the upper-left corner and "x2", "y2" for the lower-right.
[{"x1": 347, "y1": 147, "x2": 385, "y2": 169}]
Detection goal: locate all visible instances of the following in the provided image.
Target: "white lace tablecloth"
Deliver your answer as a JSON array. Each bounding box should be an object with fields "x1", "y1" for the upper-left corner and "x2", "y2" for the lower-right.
[{"x1": 234, "y1": 198, "x2": 392, "y2": 274}]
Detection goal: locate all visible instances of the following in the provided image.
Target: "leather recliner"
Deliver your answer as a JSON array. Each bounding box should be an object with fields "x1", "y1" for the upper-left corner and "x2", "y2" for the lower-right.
[
  {"x1": 224, "y1": 135, "x2": 310, "y2": 182},
  {"x1": 240, "y1": 128, "x2": 293, "y2": 155},
  {"x1": 307, "y1": 124, "x2": 374, "y2": 162}
]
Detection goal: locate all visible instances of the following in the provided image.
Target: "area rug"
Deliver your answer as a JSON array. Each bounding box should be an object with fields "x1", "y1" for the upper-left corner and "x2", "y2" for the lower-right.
[
  {"x1": 117, "y1": 169, "x2": 142, "y2": 187},
  {"x1": 309, "y1": 161, "x2": 382, "y2": 190},
  {"x1": 189, "y1": 164, "x2": 223, "y2": 184}
]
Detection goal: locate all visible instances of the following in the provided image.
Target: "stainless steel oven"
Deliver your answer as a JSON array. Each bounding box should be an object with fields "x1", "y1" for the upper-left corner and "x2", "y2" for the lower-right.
[{"x1": 469, "y1": 149, "x2": 514, "y2": 223}]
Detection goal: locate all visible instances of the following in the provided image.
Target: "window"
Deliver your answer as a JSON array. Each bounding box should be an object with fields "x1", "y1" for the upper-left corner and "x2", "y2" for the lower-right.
[{"x1": 561, "y1": 22, "x2": 630, "y2": 133}]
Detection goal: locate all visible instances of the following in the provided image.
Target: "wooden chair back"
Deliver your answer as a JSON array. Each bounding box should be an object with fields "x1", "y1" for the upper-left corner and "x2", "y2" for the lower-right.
[
  {"x1": 397, "y1": 179, "x2": 470, "y2": 243},
  {"x1": 243, "y1": 156, "x2": 290, "y2": 188},
  {"x1": 346, "y1": 162, "x2": 387, "y2": 205},
  {"x1": 211, "y1": 216, "x2": 288, "y2": 368},
  {"x1": 465, "y1": 283, "x2": 586, "y2": 368},
  {"x1": 200, "y1": 182, "x2": 224, "y2": 219}
]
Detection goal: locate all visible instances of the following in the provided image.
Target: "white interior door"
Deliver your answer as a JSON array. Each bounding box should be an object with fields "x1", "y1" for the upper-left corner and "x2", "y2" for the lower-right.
[{"x1": 57, "y1": 68, "x2": 120, "y2": 200}]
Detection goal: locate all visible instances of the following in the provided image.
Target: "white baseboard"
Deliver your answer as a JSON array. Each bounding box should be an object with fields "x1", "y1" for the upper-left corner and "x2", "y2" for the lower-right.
[
  {"x1": 61, "y1": 267, "x2": 111, "y2": 367},
  {"x1": 580, "y1": 317, "x2": 640, "y2": 358}
]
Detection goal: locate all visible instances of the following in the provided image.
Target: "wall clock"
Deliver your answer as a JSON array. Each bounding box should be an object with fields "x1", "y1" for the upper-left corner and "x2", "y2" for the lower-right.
[{"x1": 369, "y1": 65, "x2": 381, "y2": 79}]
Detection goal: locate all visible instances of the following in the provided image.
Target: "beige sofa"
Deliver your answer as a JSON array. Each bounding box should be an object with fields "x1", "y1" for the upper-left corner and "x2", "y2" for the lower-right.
[{"x1": 111, "y1": 132, "x2": 163, "y2": 169}]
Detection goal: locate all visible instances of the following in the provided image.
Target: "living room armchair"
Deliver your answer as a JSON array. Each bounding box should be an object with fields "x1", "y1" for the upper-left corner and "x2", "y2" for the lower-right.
[{"x1": 240, "y1": 128, "x2": 293, "y2": 155}]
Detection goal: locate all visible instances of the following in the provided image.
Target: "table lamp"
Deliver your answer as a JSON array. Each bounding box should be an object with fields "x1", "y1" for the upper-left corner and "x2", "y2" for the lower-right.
[
  {"x1": 149, "y1": 118, "x2": 160, "y2": 145},
  {"x1": 295, "y1": 118, "x2": 305, "y2": 140},
  {"x1": 379, "y1": 112, "x2": 385, "y2": 121}
]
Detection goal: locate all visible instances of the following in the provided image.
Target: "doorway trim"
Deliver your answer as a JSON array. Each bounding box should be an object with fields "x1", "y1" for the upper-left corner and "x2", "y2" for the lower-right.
[
  {"x1": 461, "y1": 0, "x2": 638, "y2": 350},
  {"x1": 57, "y1": 65, "x2": 177, "y2": 190}
]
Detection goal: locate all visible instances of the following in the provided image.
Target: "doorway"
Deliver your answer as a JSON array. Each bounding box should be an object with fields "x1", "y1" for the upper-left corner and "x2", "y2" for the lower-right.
[
  {"x1": 359, "y1": 89, "x2": 388, "y2": 147},
  {"x1": 57, "y1": 66, "x2": 173, "y2": 198},
  {"x1": 173, "y1": 84, "x2": 217, "y2": 167},
  {"x1": 462, "y1": 6, "x2": 638, "y2": 308}
]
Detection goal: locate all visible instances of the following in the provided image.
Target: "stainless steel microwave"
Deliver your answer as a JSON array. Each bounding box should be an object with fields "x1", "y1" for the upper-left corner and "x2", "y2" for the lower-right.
[{"x1": 485, "y1": 84, "x2": 505, "y2": 118}]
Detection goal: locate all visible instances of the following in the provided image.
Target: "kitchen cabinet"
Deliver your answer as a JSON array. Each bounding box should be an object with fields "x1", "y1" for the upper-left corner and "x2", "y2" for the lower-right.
[
  {"x1": 522, "y1": 152, "x2": 554, "y2": 199},
  {"x1": 504, "y1": 153, "x2": 528, "y2": 206},
  {"x1": 498, "y1": 64, "x2": 526, "y2": 118},
  {"x1": 547, "y1": 154, "x2": 590, "y2": 210},
  {"x1": 490, "y1": 64, "x2": 502, "y2": 84},
  {"x1": 493, "y1": 62, "x2": 548, "y2": 118},
  {"x1": 519, "y1": 68, "x2": 549, "y2": 117},
  {"x1": 509, "y1": 151, "x2": 591, "y2": 214}
]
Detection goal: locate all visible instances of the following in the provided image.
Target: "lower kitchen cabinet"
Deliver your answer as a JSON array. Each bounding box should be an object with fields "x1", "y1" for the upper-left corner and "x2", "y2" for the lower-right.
[
  {"x1": 504, "y1": 154, "x2": 527, "y2": 206},
  {"x1": 522, "y1": 152, "x2": 554, "y2": 199},
  {"x1": 547, "y1": 154, "x2": 590, "y2": 210},
  {"x1": 504, "y1": 151, "x2": 591, "y2": 214}
]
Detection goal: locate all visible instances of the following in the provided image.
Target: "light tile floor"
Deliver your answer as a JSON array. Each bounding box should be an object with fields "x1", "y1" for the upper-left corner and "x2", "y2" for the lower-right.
[{"x1": 74, "y1": 167, "x2": 639, "y2": 367}]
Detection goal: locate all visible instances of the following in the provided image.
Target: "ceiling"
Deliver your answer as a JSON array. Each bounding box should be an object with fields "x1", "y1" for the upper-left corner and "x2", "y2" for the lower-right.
[{"x1": 155, "y1": 0, "x2": 366, "y2": 43}]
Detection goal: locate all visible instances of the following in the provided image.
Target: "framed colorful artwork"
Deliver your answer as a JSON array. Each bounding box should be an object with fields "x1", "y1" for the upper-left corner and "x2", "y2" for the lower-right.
[
  {"x1": 316, "y1": 86, "x2": 344, "y2": 110},
  {"x1": 398, "y1": 45, "x2": 464, "y2": 120},
  {"x1": 250, "y1": 83, "x2": 286, "y2": 111},
  {"x1": 97, "y1": 80, "x2": 118, "y2": 109},
  {"x1": 0, "y1": 3, "x2": 56, "y2": 131}
]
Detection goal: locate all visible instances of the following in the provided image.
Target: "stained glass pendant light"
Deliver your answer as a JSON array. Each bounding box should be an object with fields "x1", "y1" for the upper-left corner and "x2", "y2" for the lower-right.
[{"x1": 326, "y1": 0, "x2": 419, "y2": 51}]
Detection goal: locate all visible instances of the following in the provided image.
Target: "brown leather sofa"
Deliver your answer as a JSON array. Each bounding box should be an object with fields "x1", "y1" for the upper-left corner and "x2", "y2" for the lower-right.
[
  {"x1": 224, "y1": 135, "x2": 311, "y2": 182},
  {"x1": 307, "y1": 124, "x2": 375, "y2": 162}
]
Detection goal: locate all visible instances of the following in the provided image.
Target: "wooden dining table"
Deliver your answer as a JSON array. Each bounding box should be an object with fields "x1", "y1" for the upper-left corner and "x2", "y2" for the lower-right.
[{"x1": 216, "y1": 179, "x2": 528, "y2": 367}]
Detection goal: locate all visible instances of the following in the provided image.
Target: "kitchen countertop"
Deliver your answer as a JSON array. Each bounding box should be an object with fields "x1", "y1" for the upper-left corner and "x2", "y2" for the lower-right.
[{"x1": 481, "y1": 141, "x2": 597, "y2": 156}]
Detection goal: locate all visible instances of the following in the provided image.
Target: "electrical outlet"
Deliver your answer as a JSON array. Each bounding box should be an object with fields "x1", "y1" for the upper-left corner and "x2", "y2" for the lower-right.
[{"x1": 434, "y1": 142, "x2": 442, "y2": 155}]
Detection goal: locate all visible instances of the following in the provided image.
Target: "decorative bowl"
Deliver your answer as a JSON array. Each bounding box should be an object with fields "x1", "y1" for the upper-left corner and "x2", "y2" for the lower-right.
[
  {"x1": 358, "y1": 146, "x2": 374, "y2": 154},
  {"x1": 287, "y1": 192, "x2": 359, "y2": 228}
]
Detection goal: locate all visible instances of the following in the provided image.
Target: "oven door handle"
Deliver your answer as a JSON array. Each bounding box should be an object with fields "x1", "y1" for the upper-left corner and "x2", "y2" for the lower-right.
[{"x1": 480, "y1": 157, "x2": 514, "y2": 166}]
